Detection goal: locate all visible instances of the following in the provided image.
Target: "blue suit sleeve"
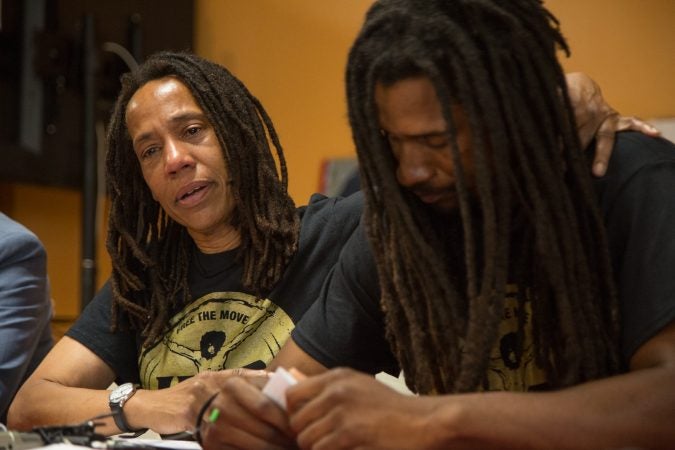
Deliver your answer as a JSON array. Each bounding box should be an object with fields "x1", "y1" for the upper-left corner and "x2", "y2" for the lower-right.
[{"x1": 0, "y1": 219, "x2": 53, "y2": 421}]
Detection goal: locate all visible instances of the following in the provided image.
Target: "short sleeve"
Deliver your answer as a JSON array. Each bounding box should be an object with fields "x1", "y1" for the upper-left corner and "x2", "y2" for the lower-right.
[
  {"x1": 598, "y1": 133, "x2": 675, "y2": 362},
  {"x1": 66, "y1": 281, "x2": 141, "y2": 384},
  {"x1": 292, "y1": 221, "x2": 399, "y2": 375}
]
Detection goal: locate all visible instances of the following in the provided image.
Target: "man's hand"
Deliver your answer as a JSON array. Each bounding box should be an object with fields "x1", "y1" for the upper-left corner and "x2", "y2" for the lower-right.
[
  {"x1": 286, "y1": 368, "x2": 442, "y2": 450},
  {"x1": 565, "y1": 72, "x2": 660, "y2": 176},
  {"x1": 198, "y1": 374, "x2": 296, "y2": 450}
]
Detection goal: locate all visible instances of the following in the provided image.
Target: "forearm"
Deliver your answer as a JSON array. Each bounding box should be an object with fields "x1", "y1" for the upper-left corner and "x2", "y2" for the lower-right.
[
  {"x1": 9, "y1": 380, "x2": 185, "y2": 436},
  {"x1": 431, "y1": 365, "x2": 675, "y2": 449},
  {"x1": 8, "y1": 379, "x2": 120, "y2": 435},
  {"x1": 8, "y1": 337, "x2": 126, "y2": 435}
]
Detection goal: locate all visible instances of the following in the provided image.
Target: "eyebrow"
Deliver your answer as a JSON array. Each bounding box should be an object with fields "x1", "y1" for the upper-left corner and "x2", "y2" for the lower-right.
[
  {"x1": 169, "y1": 111, "x2": 208, "y2": 125},
  {"x1": 131, "y1": 111, "x2": 208, "y2": 147},
  {"x1": 381, "y1": 128, "x2": 448, "y2": 139}
]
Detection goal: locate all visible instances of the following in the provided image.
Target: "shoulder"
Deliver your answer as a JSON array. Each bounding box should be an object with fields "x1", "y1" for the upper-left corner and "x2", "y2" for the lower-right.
[
  {"x1": 338, "y1": 220, "x2": 377, "y2": 281},
  {"x1": 84, "y1": 281, "x2": 114, "y2": 311},
  {"x1": 67, "y1": 282, "x2": 121, "y2": 350},
  {"x1": 297, "y1": 192, "x2": 364, "y2": 243},
  {"x1": 298, "y1": 191, "x2": 364, "y2": 221},
  {"x1": 0, "y1": 214, "x2": 46, "y2": 266},
  {"x1": 0, "y1": 213, "x2": 43, "y2": 247},
  {"x1": 598, "y1": 132, "x2": 675, "y2": 181},
  {"x1": 593, "y1": 132, "x2": 675, "y2": 210}
]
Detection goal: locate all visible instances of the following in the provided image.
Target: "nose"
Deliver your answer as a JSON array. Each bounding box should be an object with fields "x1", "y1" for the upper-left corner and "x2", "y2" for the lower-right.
[
  {"x1": 395, "y1": 142, "x2": 435, "y2": 189},
  {"x1": 163, "y1": 140, "x2": 195, "y2": 176}
]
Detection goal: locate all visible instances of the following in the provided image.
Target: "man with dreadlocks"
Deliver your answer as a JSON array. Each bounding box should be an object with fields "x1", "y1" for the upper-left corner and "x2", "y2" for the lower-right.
[
  {"x1": 197, "y1": 1, "x2": 675, "y2": 449},
  {"x1": 8, "y1": 52, "x2": 362, "y2": 442}
]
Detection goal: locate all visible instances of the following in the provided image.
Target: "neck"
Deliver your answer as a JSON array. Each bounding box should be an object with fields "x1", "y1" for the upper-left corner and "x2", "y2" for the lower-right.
[{"x1": 190, "y1": 226, "x2": 241, "y2": 253}]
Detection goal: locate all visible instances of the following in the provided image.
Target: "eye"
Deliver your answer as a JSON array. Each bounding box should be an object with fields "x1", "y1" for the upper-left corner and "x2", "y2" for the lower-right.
[
  {"x1": 140, "y1": 145, "x2": 160, "y2": 160},
  {"x1": 185, "y1": 125, "x2": 202, "y2": 137},
  {"x1": 422, "y1": 134, "x2": 450, "y2": 149},
  {"x1": 379, "y1": 130, "x2": 403, "y2": 158}
]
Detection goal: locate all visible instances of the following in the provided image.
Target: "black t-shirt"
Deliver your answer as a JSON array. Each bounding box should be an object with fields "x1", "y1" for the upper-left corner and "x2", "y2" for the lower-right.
[
  {"x1": 293, "y1": 132, "x2": 675, "y2": 387},
  {"x1": 67, "y1": 192, "x2": 363, "y2": 388}
]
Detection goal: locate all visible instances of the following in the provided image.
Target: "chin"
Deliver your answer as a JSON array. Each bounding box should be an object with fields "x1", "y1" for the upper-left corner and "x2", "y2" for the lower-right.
[{"x1": 430, "y1": 197, "x2": 458, "y2": 215}]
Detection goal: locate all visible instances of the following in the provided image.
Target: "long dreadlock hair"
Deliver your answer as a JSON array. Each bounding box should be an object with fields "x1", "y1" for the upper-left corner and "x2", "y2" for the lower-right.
[
  {"x1": 347, "y1": 0, "x2": 621, "y2": 394},
  {"x1": 105, "y1": 51, "x2": 300, "y2": 345}
]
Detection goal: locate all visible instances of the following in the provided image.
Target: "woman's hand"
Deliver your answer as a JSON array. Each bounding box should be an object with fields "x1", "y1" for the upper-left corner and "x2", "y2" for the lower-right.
[
  {"x1": 126, "y1": 368, "x2": 270, "y2": 436},
  {"x1": 565, "y1": 72, "x2": 660, "y2": 176}
]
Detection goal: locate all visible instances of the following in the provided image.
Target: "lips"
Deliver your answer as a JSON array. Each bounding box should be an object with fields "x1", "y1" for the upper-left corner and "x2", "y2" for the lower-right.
[
  {"x1": 176, "y1": 181, "x2": 211, "y2": 206},
  {"x1": 414, "y1": 189, "x2": 446, "y2": 204}
]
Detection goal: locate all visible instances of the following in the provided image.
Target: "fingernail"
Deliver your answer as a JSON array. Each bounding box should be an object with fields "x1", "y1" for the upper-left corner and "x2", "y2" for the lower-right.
[
  {"x1": 289, "y1": 367, "x2": 307, "y2": 381},
  {"x1": 208, "y1": 408, "x2": 220, "y2": 423},
  {"x1": 593, "y1": 162, "x2": 605, "y2": 176}
]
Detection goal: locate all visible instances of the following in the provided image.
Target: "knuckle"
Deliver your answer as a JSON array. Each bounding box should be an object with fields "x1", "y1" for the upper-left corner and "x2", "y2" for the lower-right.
[
  {"x1": 334, "y1": 424, "x2": 359, "y2": 448},
  {"x1": 332, "y1": 367, "x2": 354, "y2": 379},
  {"x1": 199, "y1": 370, "x2": 218, "y2": 382},
  {"x1": 327, "y1": 383, "x2": 352, "y2": 401},
  {"x1": 227, "y1": 368, "x2": 242, "y2": 377},
  {"x1": 258, "y1": 425, "x2": 282, "y2": 444},
  {"x1": 201, "y1": 424, "x2": 233, "y2": 450},
  {"x1": 250, "y1": 395, "x2": 278, "y2": 417},
  {"x1": 332, "y1": 405, "x2": 348, "y2": 425},
  {"x1": 191, "y1": 371, "x2": 215, "y2": 388},
  {"x1": 220, "y1": 375, "x2": 243, "y2": 391},
  {"x1": 330, "y1": 407, "x2": 363, "y2": 448}
]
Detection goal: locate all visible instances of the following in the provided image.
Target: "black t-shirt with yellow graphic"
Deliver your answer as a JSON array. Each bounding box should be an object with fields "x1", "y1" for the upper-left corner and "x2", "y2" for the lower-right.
[
  {"x1": 67, "y1": 192, "x2": 363, "y2": 388},
  {"x1": 293, "y1": 132, "x2": 675, "y2": 390},
  {"x1": 292, "y1": 214, "x2": 550, "y2": 390}
]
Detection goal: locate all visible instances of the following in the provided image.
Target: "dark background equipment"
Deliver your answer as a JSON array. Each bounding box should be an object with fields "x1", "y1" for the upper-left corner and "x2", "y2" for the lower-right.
[
  {"x1": 0, "y1": 0, "x2": 194, "y2": 187},
  {"x1": 0, "y1": 0, "x2": 193, "y2": 309}
]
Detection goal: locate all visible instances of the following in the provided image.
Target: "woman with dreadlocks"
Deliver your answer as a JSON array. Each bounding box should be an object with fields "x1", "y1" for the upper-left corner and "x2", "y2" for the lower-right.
[
  {"x1": 8, "y1": 52, "x2": 362, "y2": 442},
  {"x1": 197, "y1": 1, "x2": 675, "y2": 449}
]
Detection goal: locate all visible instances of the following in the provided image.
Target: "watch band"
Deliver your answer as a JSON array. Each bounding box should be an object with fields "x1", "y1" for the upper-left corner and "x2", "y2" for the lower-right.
[
  {"x1": 109, "y1": 383, "x2": 140, "y2": 433},
  {"x1": 110, "y1": 401, "x2": 135, "y2": 433}
]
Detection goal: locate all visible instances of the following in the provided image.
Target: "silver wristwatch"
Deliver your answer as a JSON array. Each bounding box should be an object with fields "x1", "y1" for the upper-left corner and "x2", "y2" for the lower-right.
[{"x1": 109, "y1": 382, "x2": 139, "y2": 433}]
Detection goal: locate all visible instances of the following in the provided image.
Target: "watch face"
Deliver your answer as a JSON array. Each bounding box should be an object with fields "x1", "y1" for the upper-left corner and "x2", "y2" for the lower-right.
[{"x1": 110, "y1": 383, "x2": 135, "y2": 404}]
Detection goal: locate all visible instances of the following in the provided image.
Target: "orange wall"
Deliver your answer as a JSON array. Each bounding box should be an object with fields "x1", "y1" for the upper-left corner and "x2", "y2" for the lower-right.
[
  {"x1": 195, "y1": 0, "x2": 675, "y2": 203},
  {"x1": 3, "y1": 0, "x2": 673, "y2": 319},
  {"x1": 194, "y1": 0, "x2": 375, "y2": 203},
  {"x1": 546, "y1": 0, "x2": 675, "y2": 118},
  {"x1": 0, "y1": 184, "x2": 110, "y2": 318}
]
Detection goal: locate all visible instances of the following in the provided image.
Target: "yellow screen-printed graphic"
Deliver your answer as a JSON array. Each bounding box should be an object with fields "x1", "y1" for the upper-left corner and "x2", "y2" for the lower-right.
[
  {"x1": 485, "y1": 284, "x2": 547, "y2": 391},
  {"x1": 139, "y1": 291, "x2": 293, "y2": 389}
]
